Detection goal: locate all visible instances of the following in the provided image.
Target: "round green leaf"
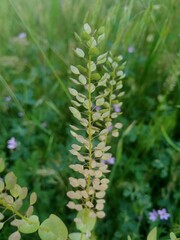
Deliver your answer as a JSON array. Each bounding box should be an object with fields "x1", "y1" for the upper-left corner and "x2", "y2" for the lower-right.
[
  {"x1": 147, "y1": 227, "x2": 157, "y2": 240},
  {"x1": 76, "y1": 209, "x2": 96, "y2": 233},
  {"x1": 18, "y1": 215, "x2": 40, "y2": 234},
  {"x1": 38, "y1": 214, "x2": 68, "y2": 240},
  {"x1": 69, "y1": 233, "x2": 88, "y2": 240}
]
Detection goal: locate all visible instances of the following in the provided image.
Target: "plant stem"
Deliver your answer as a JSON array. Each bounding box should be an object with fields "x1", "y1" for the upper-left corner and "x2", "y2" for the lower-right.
[{"x1": 86, "y1": 54, "x2": 92, "y2": 201}]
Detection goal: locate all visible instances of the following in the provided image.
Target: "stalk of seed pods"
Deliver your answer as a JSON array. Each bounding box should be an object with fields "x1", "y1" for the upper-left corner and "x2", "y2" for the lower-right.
[{"x1": 67, "y1": 23, "x2": 125, "y2": 220}]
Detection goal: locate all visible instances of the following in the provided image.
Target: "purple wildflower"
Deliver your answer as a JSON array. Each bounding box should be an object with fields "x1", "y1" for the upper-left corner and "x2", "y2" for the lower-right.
[
  {"x1": 113, "y1": 104, "x2": 121, "y2": 113},
  {"x1": 5, "y1": 96, "x2": 12, "y2": 102},
  {"x1": 149, "y1": 209, "x2": 158, "y2": 222},
  {"x1": 108, "y1": 125, "x2": 113, "y2": 132},
  {"x1": 103, "y1": 157, "x2": 115, "y2": 165},
  {"x1": 7, "y1": 137, "x2": 17, "y2": 150},
  {"x1": 95, "y1": 106, "x2": 101, "y2": 111},
  {"x1": 157, "y1": 208, "x2": 170, "y2": 220},
  {"x1": 18, "y1": 32, "x2": 27, "y2": 39},
  {"x1": 128, "y1": 46, "x2": 135, "y2": 53}
]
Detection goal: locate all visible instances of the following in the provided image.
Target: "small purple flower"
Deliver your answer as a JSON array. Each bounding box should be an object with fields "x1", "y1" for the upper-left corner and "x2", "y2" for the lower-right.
[
  {"x1": 5, "y1": 96, "x2": 12, "y2": 102},
  {"x1": 95, "y1": 106, "x2": 101, "y2": 111},
  {"x1": 108, "y1": 125, "x2": 113, "y2": 132},
  {"x1": 7, "y1": 137, "x2": 17, "y2": 150},
  {"x1": 149, "y1": 209, "x2": 158, "y2": 222},
  {"x1": 128, "y1": 46, "x2": 135, "y2": 53},
  {"x1": 103, "y1": 157, "x2": 115, "y2": 165},
  {"x1": 157, "y1": 208, "x2": 170, "y2": 220},
  {"x1": 113, "y1": 104, "x2": 121, "y2": 113},
  {"x1": 18, "y1": 32, "x2": 27, "y2": 39}
]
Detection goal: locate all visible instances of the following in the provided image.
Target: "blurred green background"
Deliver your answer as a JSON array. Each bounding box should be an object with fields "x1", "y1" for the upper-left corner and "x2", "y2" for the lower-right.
[{"x1": 0, "y1": 0, "x2": 180, "y2": 239}]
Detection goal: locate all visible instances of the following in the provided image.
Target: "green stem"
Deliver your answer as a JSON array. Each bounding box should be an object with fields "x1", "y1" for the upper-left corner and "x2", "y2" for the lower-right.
[
  {"x1": 86, "y1": 54, "x2": 92, "y2": 200},
  {"x1": 0, "y1": 199, "x2": 31, "y2": 224}
]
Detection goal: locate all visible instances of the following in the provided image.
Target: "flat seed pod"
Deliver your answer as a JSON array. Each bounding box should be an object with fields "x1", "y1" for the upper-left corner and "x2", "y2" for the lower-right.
[
  {"x1": 96, "y1": 191, "x2": 106, "y2": 199},
  {"x1": 84, "y1": 23, "x2": 91, "y2": 34},
  {"x1": 86, "y1": 201, "x2": 94, "y2": 208},
  {"x1": 78, "y1": 179, "x2": 86, "y2": 188},
  {"x1": 97, "y1": 33, "x2": 105, "y2": 44},
  {"x1": 67, "y1": 201, "x2": 75, "y2": 209},
  {"x1": 69, "y1": 88, "x2": 78, "y2": 96},
  {"x1": 96, "y1": 211, "x2": 105, "y2": 219},
  {"x1": 115, "y1": 123, "x2": 123, "y2": 129},
  {"x1": 95, "y1": 203, "x2": 104, "y2": 211},
  {"x1": 79, "y1": 75, "x2": 87, "y2": 85},
  {"x1": 70, "y1": 65, "x2": 80, "y2": 75},
  {"x1": 92, "y1": 112, "x2": 101, "y2": 121},
  {"x1": 71, "y1": 100, "x2": 81, "y2": 107},
  {"x1": 69, "y1": 107, "x2": 81, "y2": 120},
  {"x1": 87, "y1": 61, "x2": 96, "y2": 72},
  {"x1": 72, "y1": 144, "x2": 81, "y2": 151},
  {"x1": 94, "y1": 150, "x2": 103, "y2": 158},
  {"x1": 75, "y1": 48, "x2": 85, "y2": 58},
  {"x1": 74, "y1": 204, "x2": 83, "y2": 211},
  {"x1": 112, "y1": 130, "x2": 119, "y2": 137},
  {"x1": 96, "y1": 98, "x2": 104, "y2": 106},
  {"x1": 97, "y1": 52, "x2": 108, "y2": 64}
]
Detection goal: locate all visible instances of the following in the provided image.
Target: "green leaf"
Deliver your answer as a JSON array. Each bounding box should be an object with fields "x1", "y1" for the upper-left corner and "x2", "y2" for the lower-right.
[
  {"x1": 0, "y1": 178, "x2": 5, "y2": 192},
  {"x1": 69, "y1": 233, "x2": 88, "y2": 240},
  {"x1": 89, "y1": 47, "x2": 100, "y2": 56},
  {"x1": 127, "y1": 236, "x2": 132, "y2": 240},
  {"x1": 76, "y1": 209, "x2": 96, "y2": 233},
  {"x1": 18, "y1": 215, "x2": 40, "y2": 234},
  {"x1": 38, "y1": 214, "x2": 68, "y2": 240},
  {"x1": 8, "y1": 231, "x2": 21, "y2": 240},
  {"x1": 0, "y1": 222, "x2": 4, "y2": 230},
  {"x1": 91, "y1": 73, "x2": 101, "y2": 80},
  {"x1": 147, "y1": 227, "x2": 157, "y2": 240},
  {"x1": 0, "y1": 158, "x2": 5, "y2": 173},
  {"x1": 30, "y1": 192, "x2": 37, "y2": 205},
  {"x1": 75, "y1": 48, "x2": 85, "y2": 58},
  {"x1": 170, "y1": 232, "x2": 177, "y2": 240},
  {"x1": 5, "y1": 172, "x2": 17, "y2": 190}
]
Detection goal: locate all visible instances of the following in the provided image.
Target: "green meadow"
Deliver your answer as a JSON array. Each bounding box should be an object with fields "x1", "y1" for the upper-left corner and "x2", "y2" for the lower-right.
[{"x1": 0, "y1": 0, "x2": 180, "y2": 239}]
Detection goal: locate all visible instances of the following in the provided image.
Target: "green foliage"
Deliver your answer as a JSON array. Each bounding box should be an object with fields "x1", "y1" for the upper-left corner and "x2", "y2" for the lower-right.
[
  {"x1": 38, "y1": 214, "x2": 68, "y2": 240},
  {"x1": 0, "y1": 0, "x2": 180, "y2": 239},
  {"x1": 147, "y1": 228, "x2": 157, "y2": 240},
  {"x1": 18, "y1": 215, "x2": 40, "y2": 234}
]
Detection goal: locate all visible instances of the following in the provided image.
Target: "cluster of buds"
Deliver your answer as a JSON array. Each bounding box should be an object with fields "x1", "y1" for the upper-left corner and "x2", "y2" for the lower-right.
[{"x1": 67, "y1": 23, "x2": 125, "y2": 220}]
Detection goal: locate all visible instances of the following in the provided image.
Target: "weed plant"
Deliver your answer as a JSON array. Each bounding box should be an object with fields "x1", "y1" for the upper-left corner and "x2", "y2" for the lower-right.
[{"x1": 0, "y1": 0, "x2": 180, "y2": 239}]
